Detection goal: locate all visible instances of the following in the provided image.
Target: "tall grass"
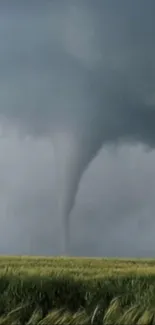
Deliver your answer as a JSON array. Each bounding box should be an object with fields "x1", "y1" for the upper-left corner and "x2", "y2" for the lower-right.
[{"x1": 0, "y1": 256, "x2": 155, "y2": 323}]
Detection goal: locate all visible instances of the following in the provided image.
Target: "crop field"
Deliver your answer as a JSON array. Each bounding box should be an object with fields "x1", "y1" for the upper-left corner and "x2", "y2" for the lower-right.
[{"x1": 0, "y1": 256, "x2": 155, "y2": 324}]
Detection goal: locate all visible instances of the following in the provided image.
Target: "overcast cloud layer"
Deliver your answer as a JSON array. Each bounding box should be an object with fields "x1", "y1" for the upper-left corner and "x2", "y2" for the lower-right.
[
  {"x1": 1, "y1": 138, "x2": 155, "y2": 257},
  {"x1": 0, "y1": 1, "x2": 155, "y2": 256}
]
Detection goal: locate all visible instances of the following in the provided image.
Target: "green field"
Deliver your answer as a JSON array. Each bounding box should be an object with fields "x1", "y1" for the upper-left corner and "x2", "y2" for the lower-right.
[{"x1": 0, "y1": 256, "x2": 155, "y2": 324}]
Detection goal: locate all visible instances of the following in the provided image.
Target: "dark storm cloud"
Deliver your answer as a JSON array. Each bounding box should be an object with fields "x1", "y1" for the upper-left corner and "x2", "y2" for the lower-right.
[{"x1": 0, "y1": 0, "x2": 155, "y2": 144}]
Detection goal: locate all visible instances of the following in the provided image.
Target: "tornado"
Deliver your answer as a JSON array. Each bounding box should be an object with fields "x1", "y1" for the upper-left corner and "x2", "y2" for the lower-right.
[{"x1": 52, "y1": 126, "x2": 104, "y2": 255}]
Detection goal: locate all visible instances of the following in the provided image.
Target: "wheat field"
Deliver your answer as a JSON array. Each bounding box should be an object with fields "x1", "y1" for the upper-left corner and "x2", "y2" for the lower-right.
[
  {"x1": 1, "y1": 255, "x2": 155, "y2": 276},
  {"x1": 0, "y1": 256, "x2": 155, "y2": 324}
]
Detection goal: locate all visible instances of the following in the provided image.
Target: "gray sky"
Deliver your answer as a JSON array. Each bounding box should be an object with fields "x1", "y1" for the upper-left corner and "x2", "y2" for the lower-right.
[
  {"x1": 1, "y1": 137, "x2": 155, "y2": 257},
  {"x1": 0, "y1": 1, "x2": 155, "y2": 257}
]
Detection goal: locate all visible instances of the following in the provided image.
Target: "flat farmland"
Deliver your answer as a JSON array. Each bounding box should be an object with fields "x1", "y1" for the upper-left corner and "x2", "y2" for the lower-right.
[
  {"x1": 0, "y1": 256, "x2": 155, "y2": 324},
  {"x1": 1, "y1": 255, "x2": 155, "y2": 277}
]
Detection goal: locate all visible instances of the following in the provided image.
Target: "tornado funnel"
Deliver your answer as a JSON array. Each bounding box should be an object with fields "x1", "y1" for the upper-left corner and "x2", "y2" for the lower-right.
[
  {"x1": 52, "y1": 127, "x2": 104, "y2": 255},
  {"x1": 53, "y1": 132, "x2": 85, "y2": 255}
]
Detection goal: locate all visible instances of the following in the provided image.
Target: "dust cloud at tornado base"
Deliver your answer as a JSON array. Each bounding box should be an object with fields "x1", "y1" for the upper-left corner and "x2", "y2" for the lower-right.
[{"x1": 0, "y1": 1, "x2": 155, "y2": 255}]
